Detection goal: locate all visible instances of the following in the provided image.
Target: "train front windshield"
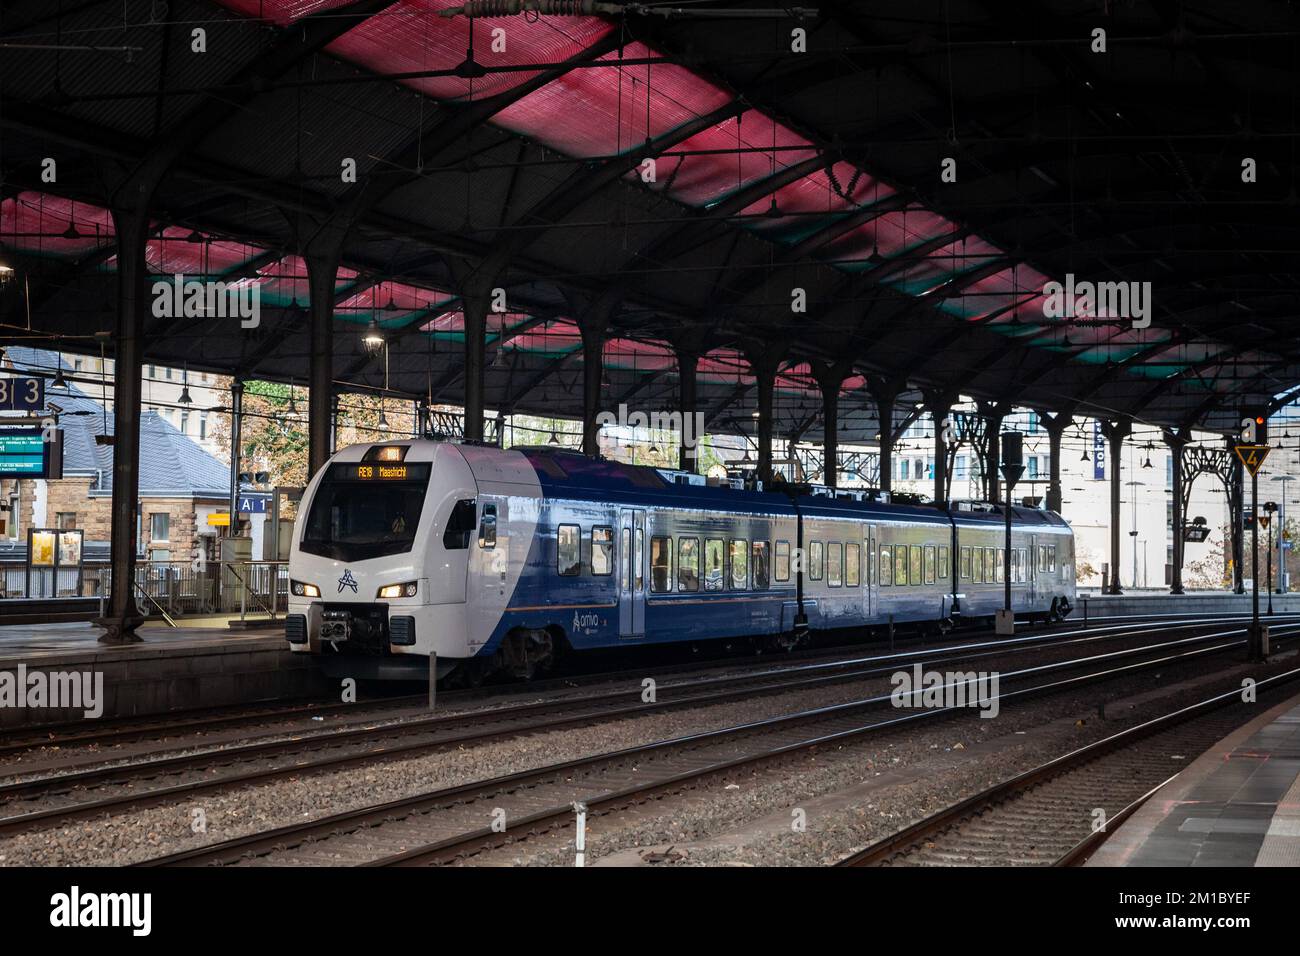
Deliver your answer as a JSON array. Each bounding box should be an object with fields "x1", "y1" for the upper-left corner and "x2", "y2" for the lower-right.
[{"x1": 300, "y1": 462, "x2": 432, "y2": 561}]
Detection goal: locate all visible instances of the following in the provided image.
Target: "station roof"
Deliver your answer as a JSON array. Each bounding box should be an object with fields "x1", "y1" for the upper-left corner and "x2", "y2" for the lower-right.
[{"x1": 2, "y1": 1, "x2": 1299, "y2": 444}]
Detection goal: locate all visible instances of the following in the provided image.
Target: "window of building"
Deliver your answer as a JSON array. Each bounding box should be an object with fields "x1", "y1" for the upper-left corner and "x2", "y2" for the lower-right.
[
  {"x1": 180, "y1": 411, "x2": 190, "y2": 434},
  {"x1": 752, "y1": 541, "x2": 770, "y2": 590},
  {"x1": 809, "y1": 540, "x2": 824, "y2": 580},
  {"x1": 591, "y1": 527, "x2": 613, "y2": 576},
  {"x1": 880, "y1": 546, "x2": 893, "y2": 585},
  {"x1": 557, "y1": 524, "x2": 581, "y2": 575},
  {"x1": 650, "y1": 536, "x2": 672, "y2": 593},
  {"x1": 150, "y1": 513, "x2": 170, "y2": 542},
  {"x1": 57, "y1": 512, "x2": 77, "y2": 530},
  {"x1": 678, "y1": 537, "x2": 700, "y2": 592},
  {"x1": 704, "y1": 538, "x2": 725, "y2": 592},
  {"x1": 730, "y1": 539, "x2": 749, "y2": 590},
  {"x1": 199, "y1": 413, "x2": 208, "y2": 440},
  {"x1": 774, "y1": 540, "x2": 791, "y2": 582},
  {"x1": 827, "y1": 542, "x2": 843, "y2": 587},
  {"x1": 846, "y1": 543, "x2": 860, "y2": 587},
  {"x1": 899, "y1": 459, "x2": 910, "y2": 480}
]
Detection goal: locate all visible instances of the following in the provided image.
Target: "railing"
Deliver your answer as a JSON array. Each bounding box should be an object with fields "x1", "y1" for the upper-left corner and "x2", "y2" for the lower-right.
[{"x1": 0, "y1": 560, "x2": 289, "y2": 620}]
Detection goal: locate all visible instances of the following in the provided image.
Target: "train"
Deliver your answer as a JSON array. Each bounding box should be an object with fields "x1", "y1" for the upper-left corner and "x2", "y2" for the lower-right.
[{"x1": 285, "y1": 440, "x2": 1076, "y2": 681}]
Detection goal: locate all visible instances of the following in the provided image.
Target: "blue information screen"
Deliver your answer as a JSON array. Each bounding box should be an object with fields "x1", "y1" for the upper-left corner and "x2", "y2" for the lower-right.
[
  {"x1": 0, "y1": 377, "x2": 45, "y2": 412},
  {"x1": 0, "y1": 430, "x2": 49, "y2": 477}
]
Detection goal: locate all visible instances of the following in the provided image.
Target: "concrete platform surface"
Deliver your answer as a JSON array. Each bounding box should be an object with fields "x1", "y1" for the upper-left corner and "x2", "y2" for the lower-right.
[
  {"x1": 1088, "y1": 691, "x2": 1300, "y2": 867},
  {"x1": 0, "y1": 621, "x2": 332, "y2": 730}
]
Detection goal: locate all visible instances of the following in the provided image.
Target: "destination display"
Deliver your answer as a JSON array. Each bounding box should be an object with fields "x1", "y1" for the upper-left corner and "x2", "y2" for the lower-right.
[
  {"x1": 0, "y1": 429, "x2": 51, "y2": 478},
  {"x1": 330, "y1": 462, "x2": 429, "y2": 482}
]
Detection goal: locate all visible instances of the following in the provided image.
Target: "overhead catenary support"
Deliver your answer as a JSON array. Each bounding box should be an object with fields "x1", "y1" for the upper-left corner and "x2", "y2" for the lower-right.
[
  {"x1": 1038, "y1": 408, "x2": 1073, "y2": 513},
  {"x1": 810, "y1": 358, "x2": 855, "y2": 489},
  {"x1": 868, "y1": 378, "x2": 902, "y2": 495},
  {"x1": 305, "y1": 250, "x2": 340, "y2": 478},
  {"x1": 1164, "y1": 428, "x2": 1190, "y2": 595},
  {"x1": 979, "y1": 400, "x2": 1007, "y2": 503},
  {"x1": 924, "y1": 388, "x2": 959, "y2": 506},
  {"x1": 675, "y1": 341, "x2": 702, "y2": 473},
  {"x1": 228, "y1": 380, "x2": 244, "y2": 535},
  {"x1": 96, "y1": 202, "x2": 153, "y2": 644},
  {"x1": 575, "y1": 290, "x2": 619, "y2": 457},
  {"x1": 745, "y1": 344, "x2": 785, "y2": 485},
  {"x1": 1101, "y1": 419, "x2": 1132, "y2": 594}
]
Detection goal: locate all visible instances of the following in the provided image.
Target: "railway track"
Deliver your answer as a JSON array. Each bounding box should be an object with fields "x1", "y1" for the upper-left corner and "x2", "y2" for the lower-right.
[
  {"x1": 0, "y1": 611, "x2": 1263, "y2": 764},
  {"x1": 0, "y1": 616, "x2": 1250, "y2": 836},
  {"x1": 134, "y1": 621, "x2": 1300, "y2": 867},
  {"x1": 834, "y1": 668, "x2": 1300, "y2": 867}
]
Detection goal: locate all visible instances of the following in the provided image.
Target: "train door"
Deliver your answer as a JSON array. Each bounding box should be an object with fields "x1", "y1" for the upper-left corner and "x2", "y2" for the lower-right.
[{"x1": 618, "y1": 509, "x2": 646, "y2": 638}]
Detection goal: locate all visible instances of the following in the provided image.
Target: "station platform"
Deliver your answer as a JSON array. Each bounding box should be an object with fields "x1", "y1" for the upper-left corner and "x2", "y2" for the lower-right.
[
  {"x1": 1087, "y1": 691, "x2": 1300, "y2": 867},
  {"x1": 0, "y1": 621, "x2": 331, "y2": 730},
  {"x1": 1078, "y1": 590, "x2": 1300, "y2": 619}
]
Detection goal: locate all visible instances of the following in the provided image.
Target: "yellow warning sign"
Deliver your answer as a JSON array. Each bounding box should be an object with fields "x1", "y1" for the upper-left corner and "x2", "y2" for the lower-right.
[
  {"x1": 207, "y1": 513, "x2": 231, "y2": 527},
  {"x1": 1234, "y1": 444, "x2": 1271, "y2": 477}
]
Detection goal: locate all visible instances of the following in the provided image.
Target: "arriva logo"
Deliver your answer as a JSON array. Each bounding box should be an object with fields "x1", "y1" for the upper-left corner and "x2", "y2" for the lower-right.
[
  {"x1": 337, "y1": 569, "x2": 359, "y2": 594},
  {"x1": 572, "y1": 610, "x2": 602, "y2": 634}
]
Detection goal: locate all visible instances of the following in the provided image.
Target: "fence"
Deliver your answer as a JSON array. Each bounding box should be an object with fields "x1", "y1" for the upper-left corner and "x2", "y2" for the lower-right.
[{"x1": 0, "y1": 560, "x2": 289, "y2": 620}]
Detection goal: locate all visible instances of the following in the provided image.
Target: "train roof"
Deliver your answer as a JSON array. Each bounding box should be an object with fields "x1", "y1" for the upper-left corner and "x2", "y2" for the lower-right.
[{"x1": 513, "y1": 447, "x2": 1069, "y2": 529}]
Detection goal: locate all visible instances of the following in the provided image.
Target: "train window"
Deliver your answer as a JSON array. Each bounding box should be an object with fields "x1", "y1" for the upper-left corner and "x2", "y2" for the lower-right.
[
  {"x1": 1019, "y1": 548, "x2": 1028, "y2": 582},
  {"x1": 591, "y1": 527, "x2": 613, "y2": 576},
  {"x1": 442, "y1": 499, "x2": 477, "y2": 550},
  {"x1": 1038, "y1": 545, "x2": 1047, "y2": 572},
  {"x1": 924, "y1": 546, "x2": 936, "y2": 585},
  {"x1": 973, "y1": 547, "x2": 983, "y2": 583},
  {"x1": 879, "y1": 546, "x2": 892, "y2": 585},
  {"x1": 621, "y1": 528, "x2": 631, "y2": 589},
  {"x1": 678, "y1": 538, "x2": 700, "y2": 592},
  {"x1": 894, "y1": 546, "x2": 908, "y2": 585},
  {"x1": 730, "y1": 539, "x2": 749, "y2": 590},
  {"x1": 996, "y1": 549, "x2": 1005, "y2": 583},
  {"x1": 635, "y1": 529, "x2": 644, "y2": 592},
  {"x1": 1010, "y1": 548, "x2": 1019, "y2": 583},
  {"x1": 479, "y1": 504, "x2": 497, "y2": 550},
  {"x1": 985, "y1": 547, "x2": 996, "y2": 583},
  {"x1": 1049, "y1": 546, "x2": 1057, "y2": 573},
  {"x1": 960, "y1": 546, "x2": 972, "y2": 580},
  {"x1": 909, "y1": 545, "x2": 922, "y2": 586},
  {"x1": 827, "y1": 543, "x2": 843, "y2": 587},
  {"x1": 557, "y1": 525, "x2": 581, "y2": 575},
  {"x1": 704, "y1": 539, "x2": 725, "y2": 592},
  {"x1": 846, "y1": 543, "x2": 861, "y2": 587},
  {"x1": 938, "y1": 546, "x2": 950, "y2": 580},
  {"x1": 650, "y1": 536, "x2": 672, "y2": 593},
  {"x1": 752, "y1": 541, "x2": 770, "y2": 590},
  {"x1": 774, "y1": 540, "x2": 791, "y2": 582},
  {"x1": 808, "y1": 540, "x2": 824, "y2": 580}
]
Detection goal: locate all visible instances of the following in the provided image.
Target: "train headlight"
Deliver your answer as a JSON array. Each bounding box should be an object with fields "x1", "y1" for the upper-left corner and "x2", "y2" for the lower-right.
[
  {"x1": 377, "y1": 581, "x2": 418, "y2": 599},
  {"x1": 291, "y1": 580, "x2": 320, "y2": 598}
]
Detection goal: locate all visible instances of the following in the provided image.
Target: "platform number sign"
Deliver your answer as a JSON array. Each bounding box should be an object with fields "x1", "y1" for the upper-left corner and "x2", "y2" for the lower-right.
[
  {"x1": 0, "y1": 376, "x2": 44, "y2": 412},
  {"x1": 1234, "y1": 443, "x2": 1270, "y2": 477}
]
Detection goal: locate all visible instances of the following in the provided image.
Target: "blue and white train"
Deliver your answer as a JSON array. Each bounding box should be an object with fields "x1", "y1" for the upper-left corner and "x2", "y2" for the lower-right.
[{"x1": 285, "y1": 441, "x2": 1075, "y2": 680}]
